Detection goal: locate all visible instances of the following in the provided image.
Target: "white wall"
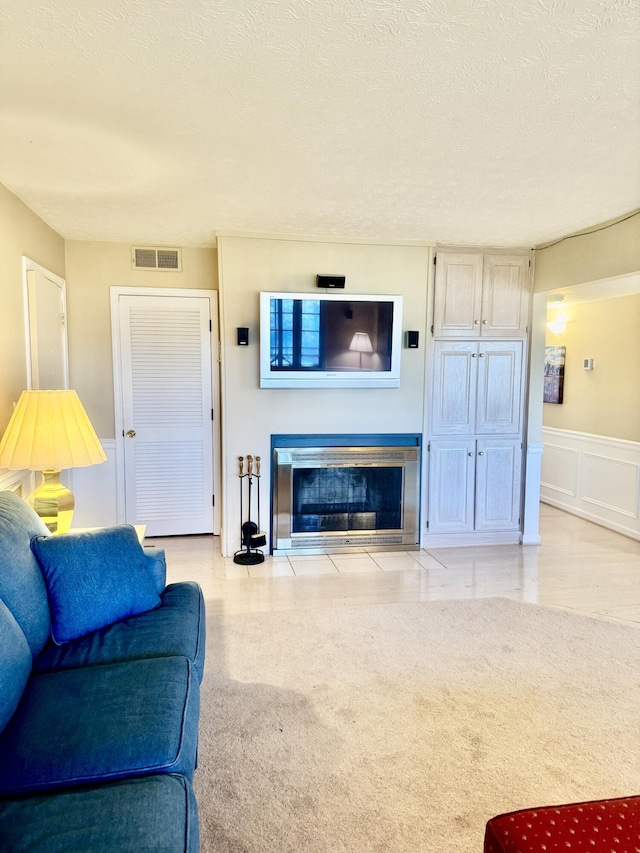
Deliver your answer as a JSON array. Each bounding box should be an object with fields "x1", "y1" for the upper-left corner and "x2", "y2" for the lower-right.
[{"x1": 217, "y1": 235, "x2": 433, "y2": 555}]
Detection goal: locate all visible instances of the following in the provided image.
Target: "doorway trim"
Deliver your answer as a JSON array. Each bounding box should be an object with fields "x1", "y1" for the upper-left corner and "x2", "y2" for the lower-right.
[{"x1": 110, "y1": 287, "x2": 221, "y2": 534}]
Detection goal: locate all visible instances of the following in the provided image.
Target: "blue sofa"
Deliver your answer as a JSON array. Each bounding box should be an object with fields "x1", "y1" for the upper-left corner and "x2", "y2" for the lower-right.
[{"x1": 0, "y1": 490, "x2": 205, "y2": 852}]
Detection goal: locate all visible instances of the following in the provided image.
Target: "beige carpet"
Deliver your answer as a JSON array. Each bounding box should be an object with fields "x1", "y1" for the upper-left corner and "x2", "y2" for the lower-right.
[{"x1": 195, "y1": 598, "x2": 640, "y2": 852}]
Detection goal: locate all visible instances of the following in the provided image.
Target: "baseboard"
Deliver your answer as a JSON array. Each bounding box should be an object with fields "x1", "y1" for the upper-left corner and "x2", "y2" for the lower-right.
[{"x1": 422, "y1": 531, "x2": 521, "y2": 548}]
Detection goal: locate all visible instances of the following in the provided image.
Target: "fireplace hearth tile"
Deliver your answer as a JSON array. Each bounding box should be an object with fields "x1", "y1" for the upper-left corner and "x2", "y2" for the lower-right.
[
  {"x1": 331, "y1": 555, "x2": 381, "y2": 574},
  {"x1": 372, "y1": 552, "x2": 423, "y2": 572},
  {"x1": 290, "y1": 559, "x2": 339, "y2": 576},
  {"x1": 413, "y1": 552, "x2": 447, "y2": 571}
]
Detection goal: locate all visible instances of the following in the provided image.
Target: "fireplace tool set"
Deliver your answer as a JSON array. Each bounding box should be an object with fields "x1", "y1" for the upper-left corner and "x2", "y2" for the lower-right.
[{"x1": 233, "y1": 454, "x2": 267, "y2": 565}]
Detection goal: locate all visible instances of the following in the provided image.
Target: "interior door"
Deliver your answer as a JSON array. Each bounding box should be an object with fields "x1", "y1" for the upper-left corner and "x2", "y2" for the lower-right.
[
  {"x1": 117, "y1": 294, "x2": 215, "y2": 536},
  {"x1": 24, "y1": 262, "x2": 69, "y2": 390}
]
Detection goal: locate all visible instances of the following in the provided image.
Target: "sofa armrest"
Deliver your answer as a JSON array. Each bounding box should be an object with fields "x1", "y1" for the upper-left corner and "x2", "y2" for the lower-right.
[{"x1": 143, "y1": 547, "x2": 166, "y2": 594}]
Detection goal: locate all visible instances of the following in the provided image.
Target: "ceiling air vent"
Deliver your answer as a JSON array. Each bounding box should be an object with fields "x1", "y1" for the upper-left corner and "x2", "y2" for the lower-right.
[{"x1": 131, "y1": 246, "x2": 182, "y2": 272}]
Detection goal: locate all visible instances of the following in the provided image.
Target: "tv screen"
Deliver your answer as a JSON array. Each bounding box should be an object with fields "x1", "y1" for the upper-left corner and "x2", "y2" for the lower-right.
[{"x1": 259, "y1": 292, "x2": 403, "y2": 388}]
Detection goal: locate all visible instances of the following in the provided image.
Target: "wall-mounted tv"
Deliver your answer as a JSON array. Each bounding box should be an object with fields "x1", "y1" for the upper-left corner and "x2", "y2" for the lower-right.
[{"x1": 259, "y1": 292, "x2": 403, "y2": 388}]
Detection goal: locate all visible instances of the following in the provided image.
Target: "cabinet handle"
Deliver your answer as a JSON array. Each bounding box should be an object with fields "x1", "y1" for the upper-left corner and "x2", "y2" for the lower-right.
[
  {"x1": 479, "y1": 352, "x2": 485, "y2": 357},
  {"x1": 474, "y1": 319, "x2": 480, "y2": 325},
  {"x1": 482, "y1": 320, "x2": 488, "y2": 325},
  {"x1": 468, "y1": 452, "x2": 474, "y2": 456},
  {"x1": 471, "y1": 353, "x2": 477, "y2": 358},
  {"x1": 478, "y1": 451, "x2": 484, "y2": 456}
]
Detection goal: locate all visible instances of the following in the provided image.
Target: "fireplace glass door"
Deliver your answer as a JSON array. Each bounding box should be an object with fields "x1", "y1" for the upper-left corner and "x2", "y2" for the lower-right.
[{"x1": 292, "y1": 466, "x2": 403, "y2": 533}]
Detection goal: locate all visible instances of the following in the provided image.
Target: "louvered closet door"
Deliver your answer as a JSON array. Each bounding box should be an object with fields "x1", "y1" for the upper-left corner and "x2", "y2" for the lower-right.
[{"x1": 119, "y1": 295, "x2": 214, "y2": 536}]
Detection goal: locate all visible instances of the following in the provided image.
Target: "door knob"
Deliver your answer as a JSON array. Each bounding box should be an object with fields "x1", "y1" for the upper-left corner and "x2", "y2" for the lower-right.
[{"x1": 126, "y1": 430, "x2": 136, "y2": 438}]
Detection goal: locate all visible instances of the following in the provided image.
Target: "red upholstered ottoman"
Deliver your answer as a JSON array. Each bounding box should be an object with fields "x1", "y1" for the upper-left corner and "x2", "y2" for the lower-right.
[{"x1": 484, "y1": 796, "x2": 640, "y2": 853}]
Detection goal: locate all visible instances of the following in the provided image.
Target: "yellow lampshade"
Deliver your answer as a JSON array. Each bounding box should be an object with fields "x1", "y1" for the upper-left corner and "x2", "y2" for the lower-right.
[
  {"x1": 0, "y1": 390, "x2": 106, "y2": 471},
  {"x1": 0, "y1": 390, "x2": 106, "y2": 534}
]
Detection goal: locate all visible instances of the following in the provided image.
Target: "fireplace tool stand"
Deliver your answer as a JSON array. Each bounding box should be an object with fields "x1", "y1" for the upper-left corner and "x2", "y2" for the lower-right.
[{"x1": 233, "y1": 455, "x2": 266, "y2": 565}]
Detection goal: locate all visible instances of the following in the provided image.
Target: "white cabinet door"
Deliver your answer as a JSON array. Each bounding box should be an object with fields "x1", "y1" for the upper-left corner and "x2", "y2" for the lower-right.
[
  {"x1": 433, "y1": 253, "x2": 483, "y2": 337},
  {"x1": 432, "y1": 341, "x2": 522, "y2": 437},
  {"x1": 431, "y1": 342, "x2": 477, "y2": 435},
  {"x1": 428, "y1": 440, "x2": 476, "y2": 533},
  {"x1": 476, "y1": 341, "x2": 523, "y2": 435},
  {"x1": 429, "y1": 439, "x2": 522, "y2": 534},
  {"x1": 480, "y1": 255, "x2": 530, "y2": 337},
  {"x1": 434, "y1": 251, "x2": 530, "y2": 339},
  {"x1": 475, "y1": 439, "x2": 522, "y2": 531}
]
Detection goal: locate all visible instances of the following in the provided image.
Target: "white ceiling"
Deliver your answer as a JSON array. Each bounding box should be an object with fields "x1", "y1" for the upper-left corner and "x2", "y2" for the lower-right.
[{"x1": 1, "y1": 0, "x2": 639, "y2": 248}]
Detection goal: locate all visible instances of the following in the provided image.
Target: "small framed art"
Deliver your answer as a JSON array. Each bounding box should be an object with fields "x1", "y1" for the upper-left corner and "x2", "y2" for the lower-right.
[{"x1": 543, "y1": 345, "x2": 566, "y2": 404}]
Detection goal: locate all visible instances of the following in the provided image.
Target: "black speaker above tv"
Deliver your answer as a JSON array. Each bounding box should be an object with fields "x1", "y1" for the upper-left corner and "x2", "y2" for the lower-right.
[{"x1": 316, "y1": 274, "x2": 346, "y2": 289}]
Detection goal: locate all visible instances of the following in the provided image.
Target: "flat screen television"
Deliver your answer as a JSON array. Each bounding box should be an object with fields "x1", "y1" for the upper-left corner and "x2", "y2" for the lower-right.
[{"x1": 259, "y1": 292, "x2": 403, "y2": 388}]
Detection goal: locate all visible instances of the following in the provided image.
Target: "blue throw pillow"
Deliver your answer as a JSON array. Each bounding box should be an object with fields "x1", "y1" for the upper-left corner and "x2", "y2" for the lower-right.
[{"x1": 31, "y1": 526, "x2": 162, "y2": 645}]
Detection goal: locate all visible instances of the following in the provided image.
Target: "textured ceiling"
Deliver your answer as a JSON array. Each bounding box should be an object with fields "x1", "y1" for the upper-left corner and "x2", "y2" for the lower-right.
[{"x1": 1, "y1": 0, "x2": 639, "y2": 247}]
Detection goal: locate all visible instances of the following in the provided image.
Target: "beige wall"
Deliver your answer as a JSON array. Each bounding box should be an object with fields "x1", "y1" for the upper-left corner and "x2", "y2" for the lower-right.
[
  {"x1": 217, "y1": 234, "x2": 432, "y2": 553},
  {"x1": 65, "y1": 241, "x2": 218, "y2": 438},
  {"x1": 0, "y1": 183, "x2": 66, "y2": 430},
  {"x1": 544, "y1": 294, "x2": 640, "y2": 442},
  {"x1": 534, "y1": 210, "x2": 640, "y2": 292}
]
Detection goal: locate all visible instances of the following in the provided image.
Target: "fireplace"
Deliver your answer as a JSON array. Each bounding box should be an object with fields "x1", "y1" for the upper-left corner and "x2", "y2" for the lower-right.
[{"x1": 271, "y1": 434, "x2": 421, "y2": 554}]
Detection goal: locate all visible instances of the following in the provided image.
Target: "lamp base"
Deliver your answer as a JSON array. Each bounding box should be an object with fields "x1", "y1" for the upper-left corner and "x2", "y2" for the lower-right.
[{"x1": 29, "y1": 470, "x2": 74, "y2": 535}]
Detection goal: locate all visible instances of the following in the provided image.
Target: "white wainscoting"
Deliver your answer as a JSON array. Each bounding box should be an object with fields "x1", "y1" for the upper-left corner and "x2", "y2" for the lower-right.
[
  {"x1": 0, "y1": 469, "x2": 33, "y2": 496},
  {"x1": 68, "y1": 439, "x2": 118, "y2": 528},
  {"x1": 1, "y1": 440, "x2": 119, "y2": 527},
  {"x1": 541, "y1": 428, "x2": 640, "y2": 540}
]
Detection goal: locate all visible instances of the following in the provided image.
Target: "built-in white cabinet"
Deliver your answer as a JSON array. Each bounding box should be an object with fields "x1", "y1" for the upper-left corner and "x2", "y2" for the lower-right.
[
  {"x1": 428, "y1": 438, "x2": 522, "y2": 534},
  {"x1": 430, "y1": 340, "x2": 523, "y2": 436},
  {"x1": 433, "y1": 251, "x2": 530, "y2": 338},
  {"x1": 426, "y1": 246, "x2": 530, "y2": 544}
]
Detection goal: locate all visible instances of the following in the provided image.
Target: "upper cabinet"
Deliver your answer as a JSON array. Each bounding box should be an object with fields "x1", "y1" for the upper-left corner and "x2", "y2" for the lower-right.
[{"x1": 433, "y1": 250, "x2": 531, "y2": 338}]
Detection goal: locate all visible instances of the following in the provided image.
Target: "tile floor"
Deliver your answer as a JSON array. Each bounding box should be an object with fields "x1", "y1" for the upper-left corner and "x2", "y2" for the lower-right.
[{"x1": 150, "y1": 503, "x2": 640, "y2": 625}]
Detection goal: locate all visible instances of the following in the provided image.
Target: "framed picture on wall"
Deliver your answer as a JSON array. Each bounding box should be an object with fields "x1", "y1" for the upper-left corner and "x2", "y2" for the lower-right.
[{"x1": 543, "y1": 346, "x2": 566, "y2": 404}]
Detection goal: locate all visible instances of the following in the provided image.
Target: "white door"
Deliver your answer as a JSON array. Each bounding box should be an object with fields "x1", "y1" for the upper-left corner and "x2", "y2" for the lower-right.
[
  {"x1": 24, "y1": 261, "x2": 69, "y2": 390},
  {"x1": 117, "y1": 294, "x2": 215, "y2": 536}
]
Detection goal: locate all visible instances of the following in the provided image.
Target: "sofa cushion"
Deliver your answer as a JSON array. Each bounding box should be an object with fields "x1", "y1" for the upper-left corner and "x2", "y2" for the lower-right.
[
  {"x1": 0, "y1": 774, "x2": 199, "y2": 853},
  {"x1": 0, "y1": 491, "x2": 51, "y2": 657},
  {"x1": 0, "y1": 597, "x2": 32, "y2": 732},
  {"x1": 34, "y1": 581, "x2": 206, "y2": 682},
  {"x1": 144, "y1": 544, "x2": 167, "y2": 593},
  {"x1": 31, "y1": 525, "x2": 162, "y2": 644},
  {"x1": 0, "y1": 655, "x2": 200, "y2": 795},
  {"x1": 484, "y1": 795, "x2": 640, "y2": 853}
]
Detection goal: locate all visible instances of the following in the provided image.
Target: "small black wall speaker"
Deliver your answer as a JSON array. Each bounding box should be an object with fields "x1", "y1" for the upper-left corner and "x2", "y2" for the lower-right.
[
  {"x1": 236, "y1": 327, "x2": 249, "y2": 346},
  {"x1": 406, "y1": 330, "x2": 419, "y2": 349},
  {"x1": 316, "y1": 274, "x2": 346, "y2": 289}
]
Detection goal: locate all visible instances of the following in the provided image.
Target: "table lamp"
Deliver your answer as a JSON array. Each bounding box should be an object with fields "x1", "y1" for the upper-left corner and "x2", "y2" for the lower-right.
[
  {"x1": 0, "y1": 390, "x2": 106, "y2": 534},
  {"x1": 349, "y1": 331, "x2": 373, "y2": 368}
]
